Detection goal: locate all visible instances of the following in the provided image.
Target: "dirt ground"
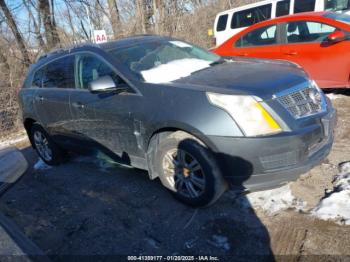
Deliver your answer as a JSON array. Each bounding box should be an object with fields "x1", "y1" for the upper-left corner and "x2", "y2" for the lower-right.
[{"x1": 0, "y1": 93, "x2": 349, "y2": 260}]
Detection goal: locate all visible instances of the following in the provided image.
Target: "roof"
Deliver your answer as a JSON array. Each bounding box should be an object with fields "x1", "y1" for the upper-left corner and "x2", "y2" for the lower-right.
[
  {"x1": 36, "y1": 34, "x2": 168, "y2": 63},
  {"x1": 99, "y1": 34, "x2": 171, "y2": 50}
]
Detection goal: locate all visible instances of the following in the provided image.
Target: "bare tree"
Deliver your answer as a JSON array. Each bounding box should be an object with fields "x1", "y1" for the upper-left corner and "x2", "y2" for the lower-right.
[
  {"x1": 135, "y1": 0, "x2": 153, "y2": 33},
  {"x1": 153, "y1": 0, "x2": 165, "y2": 34},
  {"x1": 0, "y1": 47, "x2": 10, "y2": 72},
  {"x1": 108, "y1": 0, "x2": 122, "y2": 38},
  {"x1": 38, "y1": 0, "x2": 60, "y2": 49},
  {"x1": 23, "y1": 0, "x2": 46, "y2": 51},
  {"x1": 0, "y1": 0, "x2": 31, "y2": 66}
]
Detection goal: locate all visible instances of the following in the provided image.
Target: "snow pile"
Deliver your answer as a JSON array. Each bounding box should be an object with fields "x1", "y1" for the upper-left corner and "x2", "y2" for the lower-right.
[
  {"x1": 238, "y1": 185, "x2": 306, "y2": 214},
  {"x1": 34, "y1": 159, "x2": 51, "y2": 170},
  {"x1": 207, "y1": 235, "x2": 230, "y2": 251},
  {"x1": 0, "y1": 134, "x2": 28, "y2": 150},
  {"x1": 326, "y1": 93, "x2": 343, "y2": 101},
  {"x1": 312, "y1": 162, "x2": 350, "y2": 225},
  {"x1": 74, "y1": 151, "x2": 132, "y2": 172},
  {"x1": 141, "y1": 58, "x2": 211, "y2": 84}
]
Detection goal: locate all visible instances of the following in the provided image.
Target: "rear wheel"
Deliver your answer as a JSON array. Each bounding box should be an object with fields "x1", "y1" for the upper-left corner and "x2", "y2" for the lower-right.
[
  {"x1": 30, "y1": 124, "x2": 66, "y2": 165},
  {"x1": 155, "y1": 132, "x2": 227, "y2": 207}
]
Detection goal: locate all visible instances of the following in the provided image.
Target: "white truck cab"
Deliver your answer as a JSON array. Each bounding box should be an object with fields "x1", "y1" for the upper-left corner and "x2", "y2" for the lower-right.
[{"x1": 214, "y1": 0, "x2": 350, "y2": 46}]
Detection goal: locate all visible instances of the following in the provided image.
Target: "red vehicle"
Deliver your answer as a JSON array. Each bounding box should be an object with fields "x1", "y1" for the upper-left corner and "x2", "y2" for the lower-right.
[{"x1": 213, "y1": 12, "x2": 350, "y2": 89}]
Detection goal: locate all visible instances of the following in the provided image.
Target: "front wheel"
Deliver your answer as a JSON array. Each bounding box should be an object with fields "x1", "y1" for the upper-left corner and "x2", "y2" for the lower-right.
[{"x1": 155, "y1": 132, "x2": 227, "y2": 207}]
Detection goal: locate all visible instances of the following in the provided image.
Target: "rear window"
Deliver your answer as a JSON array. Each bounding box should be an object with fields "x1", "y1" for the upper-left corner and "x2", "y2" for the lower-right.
[
  {"x1": 231, "y1": 4, "x2": 272, "y2": 29},
  {"x1": 294, "y1": 0, "x2": 316, "y2": 13},
  {"x1": 276, "y1": 0, "x2": 290, "y2": 17},
  {"x1": 216, "y1": 14, "x2": 228, "y2": 32},
  {"x1": 42, "y1": 56, "x2": 75, "y2": 89}
]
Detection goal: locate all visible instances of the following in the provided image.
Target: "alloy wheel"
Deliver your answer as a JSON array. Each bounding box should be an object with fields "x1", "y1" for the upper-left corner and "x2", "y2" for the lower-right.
[
  {"x1": 162, "y1": 148, "x2": 206, "y2": 198},
  {"x1": 33, "y1": 131, "x2": 52, "y2": 162}
]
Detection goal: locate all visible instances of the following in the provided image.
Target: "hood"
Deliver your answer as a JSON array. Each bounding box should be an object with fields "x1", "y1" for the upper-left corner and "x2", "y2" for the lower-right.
[{"x1": 172, "y1": 58, "x2": 310, "y2": 100}]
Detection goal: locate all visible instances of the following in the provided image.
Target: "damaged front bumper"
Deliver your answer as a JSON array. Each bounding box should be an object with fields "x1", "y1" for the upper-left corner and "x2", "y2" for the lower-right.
[{"x1": 208, "y1": 107, "x2": 336, "y2": 191}]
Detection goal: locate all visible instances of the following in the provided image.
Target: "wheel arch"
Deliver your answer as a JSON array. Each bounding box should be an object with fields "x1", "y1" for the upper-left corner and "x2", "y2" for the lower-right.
[
  {"x1": 145, "y1": 124, "x2": 218, "y2": 180},
  {"x1": 23, "y1": 118, "x2": 37, "y2": 148}
]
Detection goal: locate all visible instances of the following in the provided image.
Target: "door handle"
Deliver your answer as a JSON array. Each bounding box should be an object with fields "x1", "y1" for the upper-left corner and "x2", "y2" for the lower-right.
[
  {"x1": 35, "y1": 96, "x2": 44, "y2": 102},
  {"x1": 284, "y1": 51, "x2": 298, "y2": 56},
  {"x1": 72, "y1": 102, "x2": 85, "y2": 109},
  {"x1": 238, "y1": 53, "x2": 249, "y2": 56}
]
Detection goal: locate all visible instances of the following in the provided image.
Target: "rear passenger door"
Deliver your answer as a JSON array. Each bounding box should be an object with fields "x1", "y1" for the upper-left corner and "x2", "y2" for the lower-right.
[{"x1": 33, "y1": 55, "x2": 75, "y2": 141}]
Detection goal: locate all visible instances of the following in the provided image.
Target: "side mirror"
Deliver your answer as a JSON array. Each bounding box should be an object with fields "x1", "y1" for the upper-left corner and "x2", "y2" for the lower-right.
[
  {"x1": 88, "y1": 75, "x2": 118, "y2": 93},
  {"x1": 327, "y1": 31, "x2": 346, "y2": 44}
]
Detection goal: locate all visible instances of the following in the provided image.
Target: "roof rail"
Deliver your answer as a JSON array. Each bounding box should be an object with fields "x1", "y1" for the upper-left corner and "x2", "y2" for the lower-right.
[{"x1": 37, "y1": 42, "x2": 100, "y2": 62}]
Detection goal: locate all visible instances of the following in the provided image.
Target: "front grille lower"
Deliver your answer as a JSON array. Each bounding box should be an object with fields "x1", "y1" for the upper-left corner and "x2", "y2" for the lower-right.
[
  {"x1": 260, "y1": 150, "x2": 298, "y2": 171},
  {"x1": 277, "y1": 87, "x2": 324, "y2": 119}
]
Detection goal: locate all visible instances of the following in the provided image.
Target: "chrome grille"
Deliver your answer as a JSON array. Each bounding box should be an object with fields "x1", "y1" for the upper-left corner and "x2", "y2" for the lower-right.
[{"x1": 277, "y1": 86, "x2": 324, "y2": 119}]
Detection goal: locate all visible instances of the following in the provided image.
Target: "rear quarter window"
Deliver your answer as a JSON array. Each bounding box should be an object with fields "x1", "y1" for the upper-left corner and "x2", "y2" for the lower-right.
[
  {"x1": 231, "y1": 4, "x2": 272, "y2": 29},
  {"x1": 216, "y1": 14, "x2": 228, "y2": 32}
]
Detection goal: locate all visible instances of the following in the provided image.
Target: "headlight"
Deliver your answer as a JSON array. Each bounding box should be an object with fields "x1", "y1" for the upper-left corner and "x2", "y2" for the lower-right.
[{"x1": 207, "y1": 92, "x2": 282, "y2": 136}]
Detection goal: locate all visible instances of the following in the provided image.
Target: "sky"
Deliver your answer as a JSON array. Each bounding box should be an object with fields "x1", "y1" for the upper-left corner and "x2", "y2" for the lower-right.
[{"x1": 2, "y1": 0, "x2": 103, "y2": 46}]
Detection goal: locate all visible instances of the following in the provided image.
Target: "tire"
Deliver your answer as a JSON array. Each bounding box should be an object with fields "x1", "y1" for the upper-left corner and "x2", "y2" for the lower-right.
[
  {"x1": 30, "y1": 123, "x2": 67, "y2": 166},
  {"x1": 155, "y1": 131, "x2": 227, "y2": 207}
]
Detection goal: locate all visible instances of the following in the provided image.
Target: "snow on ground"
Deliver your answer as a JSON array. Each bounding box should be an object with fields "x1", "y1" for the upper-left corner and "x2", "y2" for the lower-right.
[
  {"x1": 0, "y1": 133, "x2": 28, "y2": 150},
  {"x1": 33, "y1": 159, "x2": 51, "y2": 170},
  {"x1": 141, "y1": 58, "x2": 211, "y2": 84},
  {"x1": 73, "y1": 151, "x2": 133, "y2": 172},
  {"x1": 326, "y1": 93, "x2": 344, "y2": 101},
  {"x1": 237, "y1": 185, "x2": 306, "y2": 215},
  {"x1": 312, "y1": 162, "x2": 350, "y2": 225}
]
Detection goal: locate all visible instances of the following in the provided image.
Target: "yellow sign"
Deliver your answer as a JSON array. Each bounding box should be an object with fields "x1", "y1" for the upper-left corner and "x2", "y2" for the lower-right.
[{"x1": 208, "y1": 28, "x2": 213, "y2": 36}]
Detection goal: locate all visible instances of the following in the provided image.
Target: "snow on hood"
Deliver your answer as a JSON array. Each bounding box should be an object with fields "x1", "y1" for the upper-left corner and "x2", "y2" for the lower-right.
[
  {"x1": 312, "y1": 162, "x2": 350, "y2": 225},
  {"x1": 141, "y1": 58, "x2": 211, "y2": 84}
]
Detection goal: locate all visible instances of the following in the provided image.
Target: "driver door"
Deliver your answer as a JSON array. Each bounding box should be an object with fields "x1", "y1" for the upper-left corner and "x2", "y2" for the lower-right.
[{"x1": 69, "y1": 53, "x2": 141, "y2": 161}]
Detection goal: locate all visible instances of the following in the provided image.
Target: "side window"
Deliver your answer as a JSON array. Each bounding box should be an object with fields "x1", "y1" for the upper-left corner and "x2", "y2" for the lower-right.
[
  {"x1": 76, "y1": 54, "x2": 124, "y2": 90},
  {"x1": 216, "y1": 14, "x2": 228, "y2": 32},
  {"x1": 231, "y1": 4, "x2": 272, "y2": 29},
  {"x1": 32, "y1": 68, "x2": 44, "y2": 88},
  {"x1": 42, "y1": 56, "x2": 75, "y2": 88},
  {"x1": 286, "y1": 21, "x2": 336, "y2": 43},
  {"x1": 294, "y1": 0, "x2": 316, "y2": 13},
  {"x1": 236, "y1": 25, "x2": 277, "y2": 47},
  {"x1": 276, "y1": 0, "x2": 290, "y2": 17},
  {"x1": 325, "y1": 0, "x2": 350, "y2": 11}
]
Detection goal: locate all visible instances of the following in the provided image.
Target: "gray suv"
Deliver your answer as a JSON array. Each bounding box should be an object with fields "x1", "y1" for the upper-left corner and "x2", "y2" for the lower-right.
[{"x1": 19, "y1": 35, "x2": 336, "y2": 207}]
